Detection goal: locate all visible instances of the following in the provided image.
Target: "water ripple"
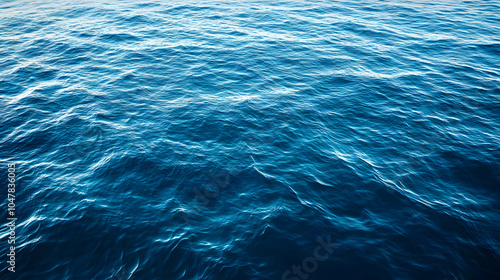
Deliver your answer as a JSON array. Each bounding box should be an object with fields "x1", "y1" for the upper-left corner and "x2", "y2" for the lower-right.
[{"x1": 1, "y1": 0, "x2": 499, "y2": 279}]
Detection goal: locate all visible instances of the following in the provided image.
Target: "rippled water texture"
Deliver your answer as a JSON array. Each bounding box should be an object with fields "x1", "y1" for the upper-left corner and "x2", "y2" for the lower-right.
[{"x1": 1, "y1": 0, "x2": 499, "y2": 279}]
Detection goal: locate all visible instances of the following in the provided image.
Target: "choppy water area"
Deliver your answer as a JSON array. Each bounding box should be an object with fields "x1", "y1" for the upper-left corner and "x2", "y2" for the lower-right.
[{"x1": 1, "y1": 0, "x2": 499, "y2": 279}]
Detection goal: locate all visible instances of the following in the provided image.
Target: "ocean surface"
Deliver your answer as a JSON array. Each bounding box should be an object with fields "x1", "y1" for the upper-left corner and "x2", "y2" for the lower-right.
[{"x1": 1, "y1": 0, "x2": 499, "y2": 279}]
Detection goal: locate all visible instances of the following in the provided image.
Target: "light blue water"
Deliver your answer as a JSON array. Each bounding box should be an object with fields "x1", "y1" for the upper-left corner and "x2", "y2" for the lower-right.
[{"x1": 1, "y1": 0, "x2": 499, "y2": 279}]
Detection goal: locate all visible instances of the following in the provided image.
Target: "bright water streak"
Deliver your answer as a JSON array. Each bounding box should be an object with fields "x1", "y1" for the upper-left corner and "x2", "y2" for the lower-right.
[{"x1": 0, "y1": 0, "x2": 499, "y2": 279}]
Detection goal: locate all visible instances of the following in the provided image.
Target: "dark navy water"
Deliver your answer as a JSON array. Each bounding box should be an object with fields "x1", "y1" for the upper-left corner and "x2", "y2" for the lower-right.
[{"x1": 1, "y1": 0, "x2": 499, "y2": 279}]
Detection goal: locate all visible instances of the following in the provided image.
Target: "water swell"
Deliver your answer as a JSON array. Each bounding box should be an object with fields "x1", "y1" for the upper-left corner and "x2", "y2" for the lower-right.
[{"x1": 1, "y1": 0, "x2": 500, "y2": 279}]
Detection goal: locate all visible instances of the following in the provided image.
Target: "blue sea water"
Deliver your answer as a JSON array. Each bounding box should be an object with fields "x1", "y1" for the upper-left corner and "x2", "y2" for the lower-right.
[{"x1": 1, "y1": 0, "x2": 499, "y2": 279}]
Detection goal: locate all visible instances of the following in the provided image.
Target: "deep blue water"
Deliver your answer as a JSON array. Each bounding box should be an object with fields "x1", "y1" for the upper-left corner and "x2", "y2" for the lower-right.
[{"x1": 1, "y1": 0, "x2": 499, "y2": 279}]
